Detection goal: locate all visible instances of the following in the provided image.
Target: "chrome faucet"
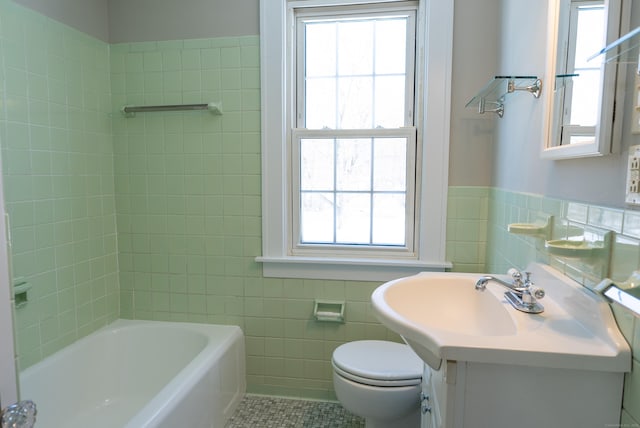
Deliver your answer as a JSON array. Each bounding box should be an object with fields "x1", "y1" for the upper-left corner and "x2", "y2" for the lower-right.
[
  {"x1": 1, "y1": 400, "x2": 37, "y2": 428},
  {"x1": 475, "y1": 269, "x2": 545, "y2": 314}
]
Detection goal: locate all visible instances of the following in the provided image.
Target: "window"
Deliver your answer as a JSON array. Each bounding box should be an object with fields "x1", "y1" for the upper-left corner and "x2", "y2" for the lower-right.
[
  {"x1": 556, "y1": 1, "x2": 605, "y2": 146},
  {"x1": 258, "y1": 0, "x2": 453, "y2": 280},
  {"x1": 294, "y1": 6, "x2": 416, "y2": 254}
]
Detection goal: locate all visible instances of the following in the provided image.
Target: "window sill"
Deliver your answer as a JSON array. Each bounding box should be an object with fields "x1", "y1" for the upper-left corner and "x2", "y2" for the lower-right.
[{"x1": 256, "y1": 256, "x2": 452, "y2": 281}]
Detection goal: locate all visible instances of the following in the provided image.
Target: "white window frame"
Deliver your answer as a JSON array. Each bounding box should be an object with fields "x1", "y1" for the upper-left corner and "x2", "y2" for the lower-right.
[{"x1": 258, "y1": 0, "x2": 453, "y2": 281}]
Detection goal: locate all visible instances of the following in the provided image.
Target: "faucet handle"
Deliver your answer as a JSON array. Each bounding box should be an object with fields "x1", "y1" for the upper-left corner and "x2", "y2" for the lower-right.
[
  {"x1": 507, "y1": 268, "x2": 522, "y2": 280},
  {"x1": 522, "y1": 273, "x2": 545, "y2": 299},
  {"x1": 529, "y1": 286, "x2": 545, "y2": 299},
  {"x1": 523, "y1": 271, "x2": 533, "y2": 284}
]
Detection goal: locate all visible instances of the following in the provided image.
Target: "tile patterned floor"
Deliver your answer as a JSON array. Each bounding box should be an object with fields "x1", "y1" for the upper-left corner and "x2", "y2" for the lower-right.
[{"x1": 225, "y1": 395, "x2": 365, "y2": 428}]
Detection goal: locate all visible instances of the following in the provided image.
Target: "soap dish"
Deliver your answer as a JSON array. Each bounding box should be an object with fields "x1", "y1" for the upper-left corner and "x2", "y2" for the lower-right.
[
  {"x1": 508, "y1": 223, "x2": 548, "y2": 235},
  {"x1": 544, "y1": 239, "x2": 604, "y2": 258},
  {"x1": 507, "y1": 215, "x2": 553, "y2": 238}
]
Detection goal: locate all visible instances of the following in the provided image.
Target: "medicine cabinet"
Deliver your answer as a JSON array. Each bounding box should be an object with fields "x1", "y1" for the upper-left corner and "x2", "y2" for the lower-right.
[{"x1": 541, "y1": 0, "x2": 629, "y2": 160}]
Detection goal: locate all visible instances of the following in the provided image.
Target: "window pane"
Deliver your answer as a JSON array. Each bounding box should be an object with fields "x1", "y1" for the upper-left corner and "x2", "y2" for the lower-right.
[
  {"x1": 372, "y1": 193, "x2": 405, "y2": 245},
  {"x1": 568, "y1": 135, "x2": 595, "y2": 145},
  {"x1": 337, "y1": 20, "x2": 374, "y2": 76},
  {"x1": 375, "y1": 19, "x2": 407, "y2": 75},
  {"x1": 338, "y1": 76, "x2": 373, "y2": 128},
  {"x1": 301, "y1": 192, "x2": 334, "y2": 243},
  {"x1": 302, "y1": 12, "x2": 412, "y2": 130},
  {"x1": 570, "y1": 70, "x2": 600, "y2": 126},
  {"x1": 336, "y1": 193, "x2": 371, "y2": 244},
  {"x1": 574, "y1": 6, "x2": 604, "y2": 69},
  {"x1": 374, "y1": 76, "x2": 405, "y2": 128},
  {"x1": 570, "y1": 4, "x2": 603, "y2": 126},
  {"x1": 306, "y1": 78, "x2": 336, "y2": 129},
  {"x1": 336, "y1": 138, "x2": 371, "y2": 191},
  {"x1": 373, "y1": 138, "x2": 406, "y2": 191},
  {"x1": 306, "y1": 22, "x2": 336, "y2": 77},
  {"x1": 301, "y1": 139, "x2": 334, "y2": 190}
]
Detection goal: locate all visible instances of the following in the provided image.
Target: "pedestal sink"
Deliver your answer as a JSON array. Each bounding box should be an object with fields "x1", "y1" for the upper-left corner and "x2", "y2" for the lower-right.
[
  {"x1": 372, "y1": 262, "x2": 629, "y2": 371},
  {"x1": 371, "y1": 263, "x2": 631, "y2": 428}
]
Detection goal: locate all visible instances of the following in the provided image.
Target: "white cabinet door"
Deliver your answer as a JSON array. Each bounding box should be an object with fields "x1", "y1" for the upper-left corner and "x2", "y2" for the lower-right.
[
  {"x1": 421, "y1": 361, "x2": 464, "y2": 428},
  {"x1": 420, "y1": 365, "x2": 433, "y2": 428}
]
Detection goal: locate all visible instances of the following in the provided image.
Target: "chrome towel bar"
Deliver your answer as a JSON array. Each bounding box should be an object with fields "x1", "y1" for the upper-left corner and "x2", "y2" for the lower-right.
[{"x1": 121, "y1": 102, "x2": 222, "y2": 116}]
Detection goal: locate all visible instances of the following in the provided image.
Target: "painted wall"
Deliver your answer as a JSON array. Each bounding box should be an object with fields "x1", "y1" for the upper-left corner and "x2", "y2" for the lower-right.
[
  {"x1": 448, "y1": 0, "x2": 500, "y2": 187},
  {"x1": 107, "y1": 0, "x2": 259, "y2": 43},
  {"x1": 12, "y1": 0, "x2": 109, "y2": 41},
  {"x1": 12, "y1": 0, "x2": 259, "y2": 44},
  {"x1": 492, "y1": 0, "x2": 637, "y2": 208}
]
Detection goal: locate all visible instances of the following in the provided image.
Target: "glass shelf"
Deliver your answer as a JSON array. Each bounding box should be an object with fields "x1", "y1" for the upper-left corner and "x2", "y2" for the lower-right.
[
  {"x1": 588, "y1": 26, "x2": 640, "y2": 65},
  {"x1": 466, "y1": 76, "x2": 542, "y2": 118},
  {"x1": 554, "y1": 73, "x2": 579, "y2": 90}
]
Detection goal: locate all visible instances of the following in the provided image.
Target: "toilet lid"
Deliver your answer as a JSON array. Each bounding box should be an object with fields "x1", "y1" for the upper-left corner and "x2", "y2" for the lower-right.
[{"x1": 332, "y1": 340, "x2": 422, "y2": 386}]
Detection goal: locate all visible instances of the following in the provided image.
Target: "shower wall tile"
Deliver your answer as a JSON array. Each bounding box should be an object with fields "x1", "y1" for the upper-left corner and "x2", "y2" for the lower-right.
[
  {"x1": 0, "y1": 1, "x2": 119, "y2": 369},
  {"x1": 111, "y1": 36, "x2": 400, "y2": 400}
]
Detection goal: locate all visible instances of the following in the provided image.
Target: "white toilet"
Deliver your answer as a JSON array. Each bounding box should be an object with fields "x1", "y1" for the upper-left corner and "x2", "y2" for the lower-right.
[{"x1": 332, "y1": 340, "x2": 423, "y2": 428}]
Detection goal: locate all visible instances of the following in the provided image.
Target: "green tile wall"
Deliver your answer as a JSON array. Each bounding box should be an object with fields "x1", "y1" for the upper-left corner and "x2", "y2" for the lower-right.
[
  {"x1": 0, "y1": 1, "x2": 119, "y2": 369},
  {"x1": 110, "y1": 37, "x2": 403, "y2": 399},
  {"x1": 486, "y1": 188, "x2": 640, "y2": 426},
  {"x1": 446, "y1": 186, "x2": 489, "y2": 273}
]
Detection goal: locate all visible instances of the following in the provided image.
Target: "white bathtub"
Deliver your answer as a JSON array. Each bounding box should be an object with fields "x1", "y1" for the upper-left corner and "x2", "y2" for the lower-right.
[{"x1": 19, "y1": 319, "x2": 246, "y2": 428}]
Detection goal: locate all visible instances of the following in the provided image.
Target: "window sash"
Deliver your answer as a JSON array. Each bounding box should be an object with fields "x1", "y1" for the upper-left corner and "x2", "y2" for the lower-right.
[
  {"x1": 295, "y1": 4, "x2": 417, "y2": 130},
  {"x1": 290, "y1": 127, "x2": 417, "y2": 257},
  {"x1": 561, "y1": 124, "x2": 596, "y2": 146}
]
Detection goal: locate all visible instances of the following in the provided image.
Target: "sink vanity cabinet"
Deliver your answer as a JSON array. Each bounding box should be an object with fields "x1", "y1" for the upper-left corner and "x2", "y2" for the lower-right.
[
  {"x1": 372, "y1": 263, "x2": 631, "y2": 428},
  {"x1": 420, "y1": 359, "x2": 624, "y2": 428}
]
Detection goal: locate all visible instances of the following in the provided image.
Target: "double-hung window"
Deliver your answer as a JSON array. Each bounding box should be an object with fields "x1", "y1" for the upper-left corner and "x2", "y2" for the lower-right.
[
  {"x1": 294, "y1": 6, "x2": 416, "y2": 255},
  {"x1": 259, "y1": 0, "x2": 453, "y2": 280}
]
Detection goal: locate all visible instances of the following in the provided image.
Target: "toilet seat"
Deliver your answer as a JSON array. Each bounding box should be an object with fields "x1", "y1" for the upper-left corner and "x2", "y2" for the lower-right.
[{"x1": 332, "y1": 340, "x2": 423, "y2": 387}]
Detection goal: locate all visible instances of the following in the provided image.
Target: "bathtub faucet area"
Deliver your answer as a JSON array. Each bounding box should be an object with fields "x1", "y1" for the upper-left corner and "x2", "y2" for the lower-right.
[
  {"x1": 475, "y1": 269, "x2": 545, "y2": 314},
  {"x1": 1, "y1": 400, "x2": 36, "y2": 428}
]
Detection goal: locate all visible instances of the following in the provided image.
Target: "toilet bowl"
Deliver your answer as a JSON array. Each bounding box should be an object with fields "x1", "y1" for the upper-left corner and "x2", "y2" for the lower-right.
[{"x1": 332, "y1": 340, "x2": 423, "y2": 428}]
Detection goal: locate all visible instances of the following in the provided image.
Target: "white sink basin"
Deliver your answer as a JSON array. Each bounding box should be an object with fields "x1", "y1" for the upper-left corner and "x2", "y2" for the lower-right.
[
  {"x1": 372, "y1": 263, "x2": 630, "y2": 371},
  {"x1": 384, "y1": 276, "x2": 517, "y2": 337}
]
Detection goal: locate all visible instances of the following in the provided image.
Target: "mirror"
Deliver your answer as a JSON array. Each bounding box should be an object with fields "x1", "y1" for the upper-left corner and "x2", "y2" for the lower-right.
[{"x1": 542, "y1": 0, "x2": 628, "y2": 159}]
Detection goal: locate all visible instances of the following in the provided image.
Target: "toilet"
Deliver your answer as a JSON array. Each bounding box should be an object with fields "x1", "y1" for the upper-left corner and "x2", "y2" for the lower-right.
[{"x1": 332, "y1": 340, "x2": 423, "y2": 428}]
